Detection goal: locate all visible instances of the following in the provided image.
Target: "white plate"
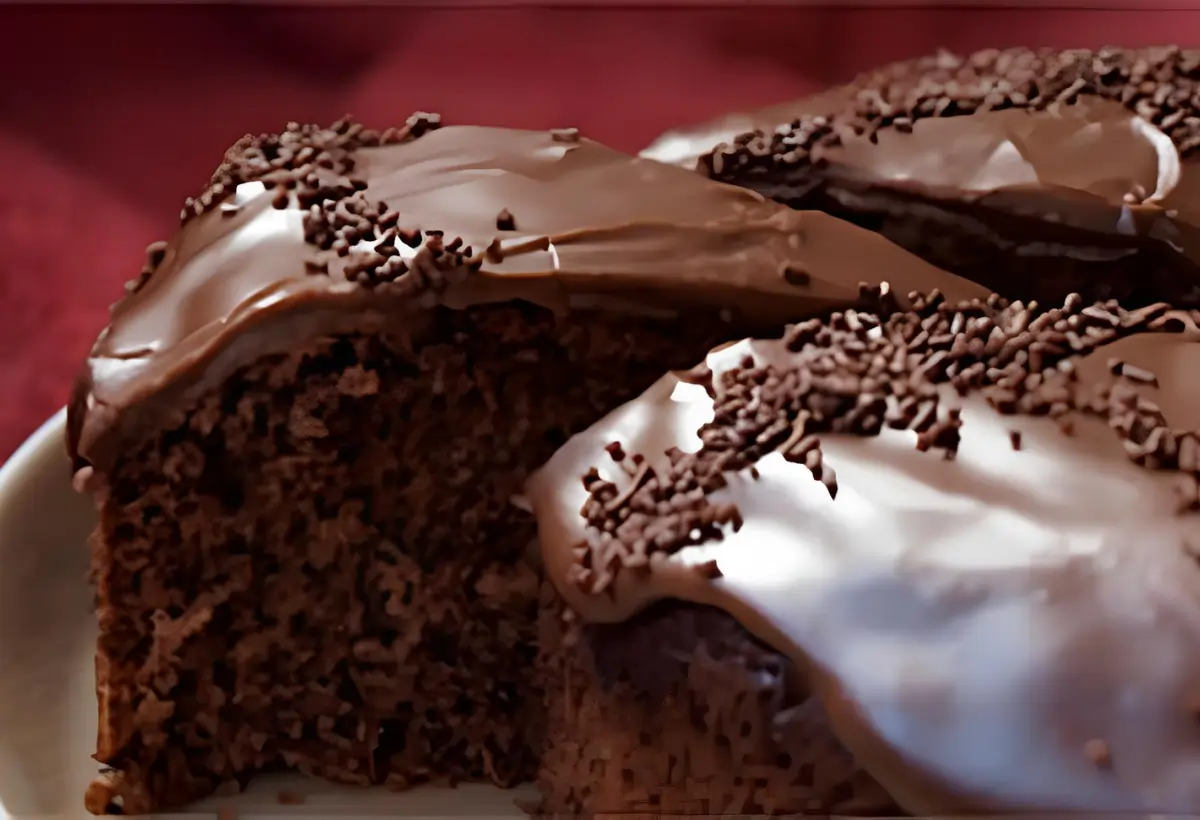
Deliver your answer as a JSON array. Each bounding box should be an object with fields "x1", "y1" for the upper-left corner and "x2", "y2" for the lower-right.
[{"x1": 0, "y1": 410, "x2": 534, "y2": 819}]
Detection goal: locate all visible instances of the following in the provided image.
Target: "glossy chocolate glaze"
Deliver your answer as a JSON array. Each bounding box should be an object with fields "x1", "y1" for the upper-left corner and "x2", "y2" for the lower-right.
[
  {"x1": 529, "y1": 315, "x2": 1200, "y2": 815},
  {"x1": 638, "y1": 49, "x2": 950, "y2": 170},
  {"x1": 772, "y1": 100, "x2": 1200, "y2": 265},
  {"x1": 69, "y1": 124, "x2": 988, "y2": 471},
  {"x1": 640, "y1": 84, "x2": 855, "y2": 171},
  {"x1": 649, "y1": 95, "x2": 1200, "y2": 251},
  {"x1": 643, "y1": 48, "x2": 1200, "y2": 302}
]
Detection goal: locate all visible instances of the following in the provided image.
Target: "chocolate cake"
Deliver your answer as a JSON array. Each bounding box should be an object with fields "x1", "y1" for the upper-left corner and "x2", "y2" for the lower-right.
[
  {"x1": 529, "y1": 290, "x2": 1200, "y2": 815},
  {"x1": 652, "y1": 46, "x2": 1200, "y2": 308},
  {"x1": 66, "y1": 114, "x2": 986, "y2": 813}
]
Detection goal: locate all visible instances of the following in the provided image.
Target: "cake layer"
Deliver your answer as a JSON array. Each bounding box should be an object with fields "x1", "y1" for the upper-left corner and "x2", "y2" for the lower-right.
[
  {"x1": 84, "y1": 305, "x2": 725, "y2": 813},
  {"x1": 529, "y1": 290, "x2": 1200, "y2": 814},
  {"x1": 652, "y1": 47, "x2": 1200, "y2": 307},
  {"x1": 68, "y1": 116, "x2": 985, "y2": 475}
]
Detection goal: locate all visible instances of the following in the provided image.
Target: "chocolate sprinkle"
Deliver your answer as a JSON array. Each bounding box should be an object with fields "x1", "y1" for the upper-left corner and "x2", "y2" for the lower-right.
[
  {"x1": 1109, "y1": 358, "x2": 1160, "y2": 387},
  {"x1": 572, "y1": 289, "x2": 1196, "y2": 594}
]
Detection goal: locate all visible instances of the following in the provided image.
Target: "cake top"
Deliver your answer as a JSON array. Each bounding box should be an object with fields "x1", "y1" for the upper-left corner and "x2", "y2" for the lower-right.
[
  {"x1": 644, "y1": 47, "x2": 1200, "y2": 262},
  {"x1": 69, "y1": 115, "x2": 988, "y2": 471},
  {"x1": 695, "y1": 47, "x2": 1200, "y2": 238},
  {"x1": 640, "y1": 51, "x2": 934, "y2": 168},
  {"x1": 528, "y1": 288, "x2": 1200, "y2": 814}
]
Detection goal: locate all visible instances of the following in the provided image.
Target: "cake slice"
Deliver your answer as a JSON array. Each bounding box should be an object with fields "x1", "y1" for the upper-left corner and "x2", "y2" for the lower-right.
[
  {"x1": 528, "y1": 289, "x2": 1200, "y2": 815},
  {"x1": 68, "y1": 114, "x2": 985, "y2": 813},
  {"x1": 675, "y1": 47, "x2": 1200, "y2": 308}
]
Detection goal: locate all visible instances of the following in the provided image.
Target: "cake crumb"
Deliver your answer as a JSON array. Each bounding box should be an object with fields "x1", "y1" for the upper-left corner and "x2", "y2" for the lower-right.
[{"x1": 336, "y1": 365, "x2": 380, "y2": 397}]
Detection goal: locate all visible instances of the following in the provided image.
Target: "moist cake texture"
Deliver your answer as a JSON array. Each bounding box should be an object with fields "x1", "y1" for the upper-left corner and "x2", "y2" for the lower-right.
[
  {"x1": 67, "y1": 115, "x2": 984, "y2": 813},
  {"x1": 661, "y1": 47, "x2": 1200, "y2": 307},
  {"x1": 529, "y1": 288, "x2": 1200, "y2": 814},
  {"x1": 536, "y1": 595, "x2": 899, "y2": 816}
]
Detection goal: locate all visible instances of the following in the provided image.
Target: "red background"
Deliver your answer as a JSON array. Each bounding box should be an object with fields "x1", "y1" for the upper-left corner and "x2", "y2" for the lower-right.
[{"x1": 0, "y1": 4, "x2": 1194, "y2": 461}]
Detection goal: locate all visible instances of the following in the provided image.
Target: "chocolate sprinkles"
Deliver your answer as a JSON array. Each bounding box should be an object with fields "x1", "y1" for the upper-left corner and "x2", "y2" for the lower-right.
[{"x1": 571, "y1": 290, "x2": 1200, "y2": 595}]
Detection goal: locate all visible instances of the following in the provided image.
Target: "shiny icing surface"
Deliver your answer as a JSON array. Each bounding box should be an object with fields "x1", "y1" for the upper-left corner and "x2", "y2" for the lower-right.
[
  {"x1": 71, "y1": 125, "x2": 988, "y2": 470},
  {"x1": 648, "y1": 96, "x2": 1200, "y2": 246},
  {"x1": 640, "y1": 84, "x2": 854, "y2": 170},
  {"x1": 529, "y1": 328, "x2": 1200, "y2": 814},
  {"x1": 643, "y1": 45, "x2": 1200, "y2": 275}
]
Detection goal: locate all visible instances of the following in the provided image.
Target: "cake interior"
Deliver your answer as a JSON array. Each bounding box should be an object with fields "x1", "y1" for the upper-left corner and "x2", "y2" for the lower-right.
[
  {"x1": 536, "y1": 595, "x2": 898, "y2": 817},
  {"x1": 86, "y1": 301, "x2": 725, "y2": 813}
]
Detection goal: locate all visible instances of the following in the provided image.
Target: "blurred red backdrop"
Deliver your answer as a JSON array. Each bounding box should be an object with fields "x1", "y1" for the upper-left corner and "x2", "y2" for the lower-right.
[{"x1": 0, "y1": 4, "x2": 1194, "y2": 460}]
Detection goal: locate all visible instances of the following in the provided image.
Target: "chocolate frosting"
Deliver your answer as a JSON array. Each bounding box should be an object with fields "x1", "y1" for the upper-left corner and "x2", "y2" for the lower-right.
[
  {"x1": 809, "y1": 100, "x2": 1200, "y2": 263},
  {"x1": 649, "y1": 95, "x2": 1200, "y2": 251},
  {"x1": 640, "y1": 84, "x2": 854, "y2": 170},
  {"x1": 69, "y1": 123, "x2": 989, "y2": 471},
  {"x1": 638, "y1": 50, "x2": 961, "y2": 169},
  {"x1": 529, "y1": 308, "x2": 1200, "y2": 814},
  {"x1": 644, "y1": 47, "x2": 1200, "y2": 275}
]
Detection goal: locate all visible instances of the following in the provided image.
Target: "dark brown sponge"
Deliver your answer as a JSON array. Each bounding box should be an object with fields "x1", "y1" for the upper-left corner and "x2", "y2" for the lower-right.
[
  {"x1": 85, "y1": 303, "x2": 722, "y2": 813},
  {"x1": 536, "y1": 593, "x2": 896, "y2": 817}
]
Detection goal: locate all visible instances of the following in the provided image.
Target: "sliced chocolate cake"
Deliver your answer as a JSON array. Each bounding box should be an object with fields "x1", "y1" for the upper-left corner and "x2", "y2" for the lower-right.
[
  {"x1": 529, "y1": 291, "x2": 1200, "y2": 815},
  {"x1": 67, "y1": 114, "x2": 986, "y2": 813},
  {"x1": 656, "y1": 47, "x2": 1200, "y2": 308}
]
